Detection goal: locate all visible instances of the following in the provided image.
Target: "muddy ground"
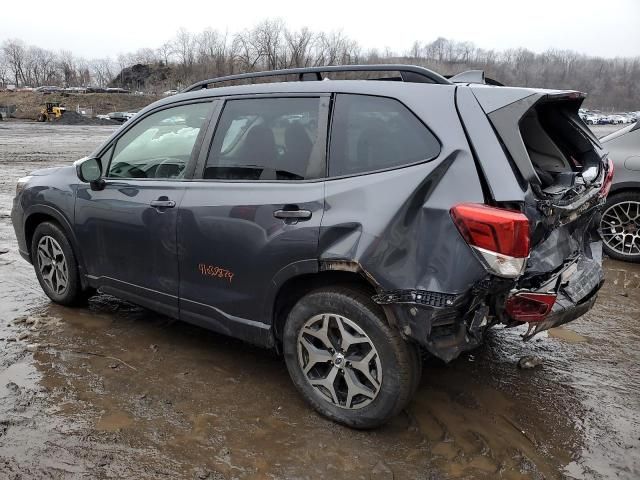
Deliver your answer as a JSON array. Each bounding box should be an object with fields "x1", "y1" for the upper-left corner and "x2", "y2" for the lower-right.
[{"x1": 0, "y1": 121, "x2": 638, "y2": 479}]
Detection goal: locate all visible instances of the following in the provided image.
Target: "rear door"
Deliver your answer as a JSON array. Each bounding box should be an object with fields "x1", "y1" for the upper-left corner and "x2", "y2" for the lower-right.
[
  {"x1": 75, "y1": 101, "x2": 214, "y2": 317},
  {"x1": 177, "y1": 95, "x2": 329, "y2": 343}
]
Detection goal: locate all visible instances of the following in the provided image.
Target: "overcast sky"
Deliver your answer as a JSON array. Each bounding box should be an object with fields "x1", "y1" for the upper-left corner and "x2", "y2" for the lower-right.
[{"x1": 3, "y1": 0, "x2": 639, "y2": 59}]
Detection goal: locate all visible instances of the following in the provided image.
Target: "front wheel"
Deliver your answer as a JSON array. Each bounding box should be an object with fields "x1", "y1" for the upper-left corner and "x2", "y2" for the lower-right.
[
  {"x1": 283, "y1": 286, "x2": 421, "y2": 429},
  {"x1": 31, "y1": 221, "x2": 90, "y2": 305}
]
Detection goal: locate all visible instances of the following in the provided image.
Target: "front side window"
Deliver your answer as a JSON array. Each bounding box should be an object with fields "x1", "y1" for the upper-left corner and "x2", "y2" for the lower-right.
[
  {"x1": 107, "y1": 102, "x2": 211, "y2": 179},
  {"x1": 204, "y1": 97, "x2": 324, "y2": 181},
  {"x1": 329, "y1": 94, "x2": 440, "y2": 177}
]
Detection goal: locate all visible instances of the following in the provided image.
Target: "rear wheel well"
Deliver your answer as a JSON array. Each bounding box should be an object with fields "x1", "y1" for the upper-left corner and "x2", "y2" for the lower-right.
[{"x1": 272, "y1": 271, "x2": 378, "y2": 344}]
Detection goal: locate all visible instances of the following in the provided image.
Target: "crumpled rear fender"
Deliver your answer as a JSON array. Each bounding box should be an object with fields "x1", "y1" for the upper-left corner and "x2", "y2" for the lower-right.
[
  {"x1": 318, "y1": 144, "x2": 492, "y2": 361},
  {"x1": 319, "y1": 149, "x2": 487, "y2": 293}
]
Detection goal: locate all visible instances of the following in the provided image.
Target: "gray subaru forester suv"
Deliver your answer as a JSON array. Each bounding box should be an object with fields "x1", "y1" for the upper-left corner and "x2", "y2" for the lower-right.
[{"x1": 12, "y1": 65, "x2": 611, "y2": 428}]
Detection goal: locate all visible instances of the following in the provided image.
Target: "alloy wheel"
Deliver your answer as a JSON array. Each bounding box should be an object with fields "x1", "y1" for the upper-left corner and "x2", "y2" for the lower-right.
[
  {"x1": 36, "y1": 235, "x2": 69, "y2": 295},
  {"x1": 601, "y1": 201, "x2": 640, "y2": 257},
  {"x1": 297, "y1": 313, "x2": 382, "y2": 409}
]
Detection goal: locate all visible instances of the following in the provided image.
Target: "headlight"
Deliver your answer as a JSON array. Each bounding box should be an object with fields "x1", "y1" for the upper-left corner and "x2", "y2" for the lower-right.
[{"x1": 15, "y1": 176, "x2": 33, "y2": 196}]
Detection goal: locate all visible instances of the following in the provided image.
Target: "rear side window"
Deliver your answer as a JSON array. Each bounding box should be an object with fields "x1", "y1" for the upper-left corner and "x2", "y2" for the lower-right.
[
  {"x1": 329, "y1": 94, "x2": 440, "y2": 177},
  {"x1": 205, "y1": 97, "x2": 324, "y2": 181}
]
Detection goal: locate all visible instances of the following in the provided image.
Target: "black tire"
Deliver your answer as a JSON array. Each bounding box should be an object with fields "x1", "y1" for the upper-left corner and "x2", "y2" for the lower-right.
[
  {"x1": 31, "y1": 221, "x2": 89, "y2": 305},
  {"x1": 283, "y1": 286, "x2": 421, "y2": 429},
  {"x1": 600, "y1": 191, "x2": 640, "y2": 263}
]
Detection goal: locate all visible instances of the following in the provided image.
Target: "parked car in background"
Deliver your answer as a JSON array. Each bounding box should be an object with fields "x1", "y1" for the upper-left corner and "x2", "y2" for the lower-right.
[
  {"x1": 106, "y1": 87, "x2": 130, "y2": 94},
  {"x1": 35, "y1": 86, "x2": 62, "y2": 93},
  {"x1": 585, "y1": 113, "x2": 600, "y2": 125},
  {"x1": 107, "y1": 111, "x2": 136, "y2": 123},
  {"x1": 600, "y1": 121, "x2": 640, "y2": 262},
  {"x1": 12, "y1": 65, "x2": 611, "y2": 428},
  {"x1": 64, "y1": 87, "x2": 87, "y2": 94}
]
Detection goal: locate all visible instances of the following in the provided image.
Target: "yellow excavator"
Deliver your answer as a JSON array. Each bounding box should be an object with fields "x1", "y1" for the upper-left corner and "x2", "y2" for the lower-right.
[{"x1": 37, "y1": 102, "x2": 66, "y2": 122}]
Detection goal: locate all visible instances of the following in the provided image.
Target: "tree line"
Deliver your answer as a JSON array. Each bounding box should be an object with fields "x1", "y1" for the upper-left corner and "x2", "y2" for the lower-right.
[{"x1": 1, "y1": 19, "x2": 638, "y2": 111}]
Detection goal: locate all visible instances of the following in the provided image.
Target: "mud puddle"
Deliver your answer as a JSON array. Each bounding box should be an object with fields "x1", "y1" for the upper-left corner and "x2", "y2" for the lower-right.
[{"x1": 1, "y1": 122, "x2": 639, "y2": 479}]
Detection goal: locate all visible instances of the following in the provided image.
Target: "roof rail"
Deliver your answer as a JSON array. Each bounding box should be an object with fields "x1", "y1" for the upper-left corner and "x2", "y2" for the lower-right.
[{"x1": 181, "y1": 64, "x2": 452, "y2": 92}]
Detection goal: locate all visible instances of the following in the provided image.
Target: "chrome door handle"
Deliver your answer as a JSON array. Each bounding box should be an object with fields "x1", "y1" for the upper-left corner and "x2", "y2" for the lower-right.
[
  {"x1": 273, "y1": 209, "x2": 312, "y2": 220},
  {"x1": 150, "y1": 199, "x2": 176, "y2": 208}
]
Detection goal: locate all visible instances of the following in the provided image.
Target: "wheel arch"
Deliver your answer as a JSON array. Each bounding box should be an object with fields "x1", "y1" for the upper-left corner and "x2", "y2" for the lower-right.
[
  {"x1": 270, "y1": 264, "x2": 380, "y2": 345},
  {"x1": 23, "y1": 205, "x2": 89, "y2": 288},
  {"x1": 608, "y1": 183, "x2": 640, "y2": 197}
]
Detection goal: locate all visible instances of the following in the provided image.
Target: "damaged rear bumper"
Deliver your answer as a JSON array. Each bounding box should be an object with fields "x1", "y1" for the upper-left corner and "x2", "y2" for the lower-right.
[
  {"x1": 516, "y1": 252, "x2": 604, "y2": 340},
  {"x1": 374, "y1": 288, "x2": 492, "y2": 363},
  {"x1": 373, "y1": 249, "x2": 604, "y2": 363},
  {"x1": 526, "y1": 289, "x2": 598, "y2": 336}
]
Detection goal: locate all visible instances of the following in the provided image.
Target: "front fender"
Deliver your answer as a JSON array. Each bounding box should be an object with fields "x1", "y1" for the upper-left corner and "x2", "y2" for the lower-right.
[{"x1": 23, "y1": 204, "x2": 88, "y2": 287}]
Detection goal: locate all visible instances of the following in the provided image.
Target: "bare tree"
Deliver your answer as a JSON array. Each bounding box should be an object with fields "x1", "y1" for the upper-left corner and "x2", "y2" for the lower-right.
[
  {"x1": 0, "y1": 51, "x2": 9, "y2": 87},
  {"x1": 2, "y1": 39, "x2": 27, "y2": 86},
  {"x1": 2, "y1": 21, "x2": 639, "y2": 110},
  {"x1": 233, "y1": 29, "x2": 262, "y2": 72},
  {"x1": 90, "y1": 58, "x2": 115, "y2": 86},
  {"x1": 131, "y1": 48, "x2": 159, "y2": 65},
  {"x1": 408, "y1": 41, "x2": 421, "y2": 60},
  {"x1": 157, "y1": 42, "x2": 173, "y2": 66},
  {"x1": 58, "y1": 50, "x2": 79, "y2": 86},
  {"x1": 173, "y1": 28, "x2": 196, "y2": 80},
  {"x1": 285, "y1": 27, "x2": 314, "y2": 68}
]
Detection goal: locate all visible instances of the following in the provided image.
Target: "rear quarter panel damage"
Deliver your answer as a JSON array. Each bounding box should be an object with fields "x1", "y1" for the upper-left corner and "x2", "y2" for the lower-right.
[{"x1": 319, "y1": 86, "x2": 491, "y2": 359}]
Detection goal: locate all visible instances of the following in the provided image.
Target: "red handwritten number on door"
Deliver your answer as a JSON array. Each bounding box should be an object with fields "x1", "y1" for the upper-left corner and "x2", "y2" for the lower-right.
[{"x1": 198, "y1": 264, "x2": 234, "y2": 283}]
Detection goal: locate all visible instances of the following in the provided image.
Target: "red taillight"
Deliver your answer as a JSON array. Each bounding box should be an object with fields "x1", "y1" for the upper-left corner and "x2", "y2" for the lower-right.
[
  {"x1": 505, "y1": 292, "x2": 557, "y2": 322},
  {"x1": 450, "y1": 203, "x2": 530, "y2": 258},
  {"x1": 599, "y1": 158, "x2": 614, "y2": 198}
]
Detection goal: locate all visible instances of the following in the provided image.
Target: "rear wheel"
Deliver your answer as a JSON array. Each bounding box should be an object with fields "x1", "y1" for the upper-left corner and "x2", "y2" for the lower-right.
[
  {"x1": 31, "y1": 222, "x2": 90, "y2": 305},
  {"x1": 600, "y1": 191, "x2": 640, "y2": 262},
  {"x1": 283, "y1": 286, "x2": 421, "y2": 429}
]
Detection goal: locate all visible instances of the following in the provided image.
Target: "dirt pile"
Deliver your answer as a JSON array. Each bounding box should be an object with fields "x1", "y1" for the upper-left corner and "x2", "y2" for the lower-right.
[
  {"x1": 111, "y1": 63, "x2": 172, "y2": 91},
  {"x1": 54, "y1": 111, "x2": 119, "y2": 126}
]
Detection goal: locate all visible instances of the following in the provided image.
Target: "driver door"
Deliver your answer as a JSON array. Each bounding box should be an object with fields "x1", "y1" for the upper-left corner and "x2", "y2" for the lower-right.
[{"x1": 74, "y1": 101, "x2": 214, "y2": 317}]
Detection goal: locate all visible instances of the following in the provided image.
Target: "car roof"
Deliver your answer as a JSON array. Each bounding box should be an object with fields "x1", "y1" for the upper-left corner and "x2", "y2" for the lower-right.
[
  {"x1": 147, "y1": 78, "x2": 577, "y2": 114},
  {"x1": 146, "y1": 79, "x2": 454, "y2": 111}
]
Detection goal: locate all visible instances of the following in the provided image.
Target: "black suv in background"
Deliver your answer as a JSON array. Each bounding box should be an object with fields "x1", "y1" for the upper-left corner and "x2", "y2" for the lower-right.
[{"x1": 12, "y1": 65, "x2": 611, "y2": 428}]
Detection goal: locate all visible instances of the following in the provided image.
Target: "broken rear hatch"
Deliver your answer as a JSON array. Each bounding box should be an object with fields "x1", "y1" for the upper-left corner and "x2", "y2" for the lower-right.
[{"x1": 472, "y1": 87, "x2": 612, "y2": 339}]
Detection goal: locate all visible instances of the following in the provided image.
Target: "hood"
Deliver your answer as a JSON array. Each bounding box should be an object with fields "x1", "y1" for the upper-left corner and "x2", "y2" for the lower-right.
[
  {"x1": 29, "y1": 166, "x2": 70, "y2": 176},
  {"x1": 30, "y1": 158, "x2": 87, "y2": 177}
]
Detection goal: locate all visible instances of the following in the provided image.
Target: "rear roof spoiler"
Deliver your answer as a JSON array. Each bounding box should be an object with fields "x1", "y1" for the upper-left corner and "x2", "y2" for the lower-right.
[{"x1": 448, "y1": 70, "x2": 504, "y2": 86}]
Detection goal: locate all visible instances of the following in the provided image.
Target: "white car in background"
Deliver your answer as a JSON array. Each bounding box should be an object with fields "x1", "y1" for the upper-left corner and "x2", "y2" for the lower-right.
[{"x1": 585, "y1": 114, "x2": 600, "y2": 125}]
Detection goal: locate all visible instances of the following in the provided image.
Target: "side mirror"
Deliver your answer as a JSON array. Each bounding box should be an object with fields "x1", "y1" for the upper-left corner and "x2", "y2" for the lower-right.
[{"x1": 76, "y1": 157, "x2": 105, "y2": 190}]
